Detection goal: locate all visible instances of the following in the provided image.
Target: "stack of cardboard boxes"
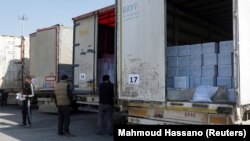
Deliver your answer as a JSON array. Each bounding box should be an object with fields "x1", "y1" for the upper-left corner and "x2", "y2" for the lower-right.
[{"x1": 167, "y1": 41, "x2": 235, "y2": 102}]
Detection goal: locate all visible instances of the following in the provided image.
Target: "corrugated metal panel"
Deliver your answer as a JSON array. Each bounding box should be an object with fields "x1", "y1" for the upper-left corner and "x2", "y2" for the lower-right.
[
  {"x1": 73, "y1": 15, "x2": 96, "y2": 92},
  {"x1": 117, "y1": 0, "x2": 166, "y2": 102},
  {"x1": 237, "y1": 0, "x2": 250, "y2": 105}
]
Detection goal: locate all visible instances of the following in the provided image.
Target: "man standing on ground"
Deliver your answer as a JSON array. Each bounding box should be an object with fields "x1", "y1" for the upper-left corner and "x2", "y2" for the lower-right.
[
  {"x1": 22, "y1": 76, "x2": 34, "y2": 127},
  {"x1": 55, "y1": 75, "x2": 75, "y2": 137},
  {"x1": 97, "y1": 75, "x2": 114, "y2": 136},
  {"x1": 0, "y1": 91, "x2": 8, "y2": 107}
]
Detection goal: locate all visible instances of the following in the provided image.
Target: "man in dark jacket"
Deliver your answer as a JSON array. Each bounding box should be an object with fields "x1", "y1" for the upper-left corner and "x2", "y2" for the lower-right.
[
  {"x1": 55, "y1": 75, "x2": 74, "y2": 137},
  {"x1": 22, "y1": 76, "x2": 34, "y2": 127},
  {"x1": 97, "y1": 75, "x2": 114, "y2": 136}
]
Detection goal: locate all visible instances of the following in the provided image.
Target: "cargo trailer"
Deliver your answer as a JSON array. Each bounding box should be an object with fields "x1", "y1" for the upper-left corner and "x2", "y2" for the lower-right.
[
  {"x1": 0, "y1": 35, "x2": 29, "y2": 105},
  {"x1": 29, "y1": 25, "x2": 73, "y2": 113},
  {"x1": 72, "y1": 5, "x2": 116, "y2": 112},
  {"x1": 116, "y1": 0, "x2": 250, "y2": 124}
]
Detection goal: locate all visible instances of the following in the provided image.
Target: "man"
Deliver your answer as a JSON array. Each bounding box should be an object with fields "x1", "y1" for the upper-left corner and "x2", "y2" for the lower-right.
[
  {"x1": 55, "y1": 75, "x2": 74, "y2": 137},
  {"x1": 22, "y1": 76, "x2": 34, "y2": 127},
  {"x1": 1, "y1": 91, "x2": 8, "y2": 107},
  {"x1": 97, "y1": 75, "x2": 114, "y2": 136}
]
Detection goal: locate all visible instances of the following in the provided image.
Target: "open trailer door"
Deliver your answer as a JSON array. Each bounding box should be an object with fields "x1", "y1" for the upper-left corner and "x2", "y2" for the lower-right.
[
  {"x1": 117, "y1": 0, "x2": 166, "y2": 102},
  {"x1": 73, "y1": 14, "x2": 97, "y2": 94},
  {"x1": 235, "y1": 0, "x2": 250, "y2": 105}
]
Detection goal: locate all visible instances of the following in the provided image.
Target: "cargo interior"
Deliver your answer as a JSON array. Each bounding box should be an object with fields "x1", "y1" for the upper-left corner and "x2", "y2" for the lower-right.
[
  {"x1": 97, "y1": 8, "x2": 115, "y2": 84},
  {"x1": 166, "y1": 0, "x2": 235, "y2": 103}
]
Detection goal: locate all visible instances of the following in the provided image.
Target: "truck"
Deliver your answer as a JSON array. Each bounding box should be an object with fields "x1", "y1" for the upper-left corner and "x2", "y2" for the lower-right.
[
  {"x1": 72, "y1": 5, "x2": 116, "y2": 112},
  {"x1": 29, "y1": 24, "x2": 73, "y2": 113},
  {"x1": 116, "y1": 0, "x2": 250, "y2": 125},
  {"x1": 0, "y1": 35, "x2": 29, "y2": 105}
]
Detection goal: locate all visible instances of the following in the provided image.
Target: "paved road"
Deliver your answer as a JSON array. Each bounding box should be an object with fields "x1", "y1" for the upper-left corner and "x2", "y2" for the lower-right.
[{"x1": 0, "y1": 106, "x2": 114, "y2": 141}]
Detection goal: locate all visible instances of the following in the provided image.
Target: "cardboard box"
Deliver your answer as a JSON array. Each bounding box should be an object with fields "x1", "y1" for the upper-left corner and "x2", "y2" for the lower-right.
[
  {"x1": 167, "y1": 67, "x2": 178, "y2": 77},
  {"x1": 218, "y1": 53, "x2": 233, "y2": 65},
  {"x1": 167, "y1": 57, "x2": 178, "y2": 67},
  {"x1": 218, "y1": 65, "x2": 233, "y2": 77},
  {"x1": 189, "y1": 55, "x2": 203, "y2": 66},
  {"x1": 167, "y1": 78, "x2": 174, "y2": 88},
  {"x1": 203, "y1": 54, "x2": 218, "y2": 66},
  {"x1": 189, "y1": 77, "x2": 201, "y2": 88},
  {"x1": 190, "y1": 67, "x2": 202, "y2": 77},
  {"x1": 202, "y1": 42, "x2": 218, "y2": 54},
  {"x1": 201, "y1": 77, "x2": 217, "y2": 86},
  {"x1": 174, "y1": 77, "x2": 189, "y2": 89},
  {"x1": 178, "y1": 67, "x2": 189, "y2": 76},
  {"x1": 217, "y1": 77, "x2": 233, "y2": 89},
  {"x1": 178, "y1": 56, "x2": 189, "y2": 66},
  {"x1": 202, "y1": 66, "x2": 218, "y2": 77},
  {"x1": 178, "y1": 45, "x2": 189, "y2": 56},
  {"x1": 189, "y1": 44, "x2": 202, "y2": 55},
  {"x1": 219, "y1": 41, "x2": 234, "y2": 53},
  {"x1": 167, "y1": 46, "x2": 178, "y2": 57}
]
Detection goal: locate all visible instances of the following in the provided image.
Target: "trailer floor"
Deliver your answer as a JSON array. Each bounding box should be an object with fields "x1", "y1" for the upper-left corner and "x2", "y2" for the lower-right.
[{"x1": 0, "y1": 105, "x2": 116, "y2": 141}]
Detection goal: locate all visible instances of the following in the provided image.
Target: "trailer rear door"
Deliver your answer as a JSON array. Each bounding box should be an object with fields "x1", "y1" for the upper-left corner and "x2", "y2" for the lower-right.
[
  {"x1": 73, "y1": 15, "x2": 97, "y2": 93},
  {"x1": 236, "y1": 0, "x2": 250, "y2": 105},
  {"x1": 117, "y1": 0, "x2": 166, "y2": 102}
]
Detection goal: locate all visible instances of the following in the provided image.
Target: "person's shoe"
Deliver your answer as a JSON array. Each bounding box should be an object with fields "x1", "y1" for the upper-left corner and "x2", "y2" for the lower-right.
[
  {"x1": 96, "y1": 132, "x2": 104, "y2": 136},
  {"x1": 64, "y1": 132, "x2": 75, "y2": 137},
  {"x1": 58, "y1": 133, "x2": 64, "y2": 136},
  {"x1": 25, "y1": 124, "x2": 31, "y2": 128}
]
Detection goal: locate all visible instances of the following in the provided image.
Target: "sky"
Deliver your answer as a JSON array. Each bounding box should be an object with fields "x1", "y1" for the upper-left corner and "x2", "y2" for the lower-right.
[{"x1": 0, "y1": 0, "x2": 115, "y2": 36}]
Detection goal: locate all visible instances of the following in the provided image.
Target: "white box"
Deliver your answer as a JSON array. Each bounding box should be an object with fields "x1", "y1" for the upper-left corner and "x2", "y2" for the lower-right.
[
  {"x1": 203, "y1": 54, "x2": 218, "y2": 66},
  {"x1": 178, "y1": 45, "x2": 189, "y2": 56},
  {"x1": 202, "y1": 66, "x2": 218, "y2": 77},
  {"x1": 174, "y1": 77, "x2": 189, "y2": 89},
  {"x1": 178, "y1": 56, "x2": 189, "y2": 66},
  {"x1": 202, "y1": 42, "x2": 218, "y2": 54},
  {"x1": 201, "y1": 77, "x2": 217, "y2": 86},
  {"x1": 167, "y1": 46, "x2": 178, "y2": 57}
]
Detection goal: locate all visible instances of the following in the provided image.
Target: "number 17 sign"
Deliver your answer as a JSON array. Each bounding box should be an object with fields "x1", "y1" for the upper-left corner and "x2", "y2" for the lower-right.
[{"x1": 128, "y1": 74, "x2": 140, "y2": 85}]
